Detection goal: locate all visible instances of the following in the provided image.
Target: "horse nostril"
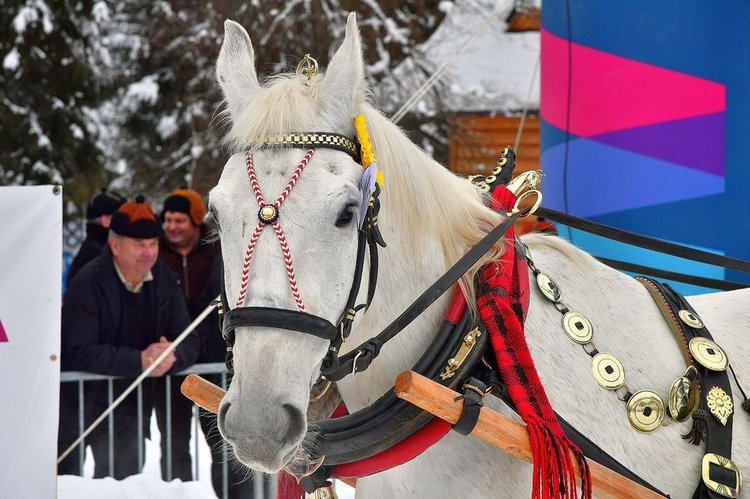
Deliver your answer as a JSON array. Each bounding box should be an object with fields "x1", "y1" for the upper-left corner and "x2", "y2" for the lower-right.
[
  {"x1": 282, "y1": 403, "x2": 306, "y2": 439},
  {"x1": 217, "y1": 400, "x2": 231, "y2": 436}
]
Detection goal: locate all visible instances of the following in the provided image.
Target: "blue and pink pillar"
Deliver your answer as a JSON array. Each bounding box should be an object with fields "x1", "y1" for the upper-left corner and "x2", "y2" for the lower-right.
[{"x1": 540, "y1": 1, "x2": 750, "y2": 293}]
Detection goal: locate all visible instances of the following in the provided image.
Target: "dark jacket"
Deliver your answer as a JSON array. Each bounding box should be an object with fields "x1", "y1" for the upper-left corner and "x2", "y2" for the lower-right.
[
  {"x1": 61, "y1": 245, "x2": 201, "y2": 416},
  {"x1": 159, "y1": 225, "x2": 220, "y2": 318},
  {"x1": 159, "y1": 226, "x2": 224, "y2": 362},
  {"x1": 66, "y1": 223, "x2": 109, "y2": 287}
]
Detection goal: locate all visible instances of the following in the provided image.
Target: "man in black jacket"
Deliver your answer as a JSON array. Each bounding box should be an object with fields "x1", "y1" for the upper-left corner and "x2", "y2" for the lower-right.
[{"x1": 61, "y1": 196, "x2": 201, "y2": 479}]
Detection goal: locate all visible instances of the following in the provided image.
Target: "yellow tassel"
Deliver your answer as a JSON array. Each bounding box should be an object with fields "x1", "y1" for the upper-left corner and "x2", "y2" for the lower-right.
[
  {"x1": 376, "y1": 169, "x2": 385, "y2": 187},
  {"x1": 354, "y1": 114, "x2": 375, "y2": 167},
  {"x1": 354, "y1": 114, "x2": 384, "y2": 187}
]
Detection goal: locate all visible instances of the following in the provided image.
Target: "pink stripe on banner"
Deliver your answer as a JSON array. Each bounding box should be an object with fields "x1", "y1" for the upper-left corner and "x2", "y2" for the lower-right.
[
  {"x1": 0, "y1": 318, "x2": 7, "y2": 342},
  {"x1": 541, "y1": 29, "x2": 725, "y2": 137}
]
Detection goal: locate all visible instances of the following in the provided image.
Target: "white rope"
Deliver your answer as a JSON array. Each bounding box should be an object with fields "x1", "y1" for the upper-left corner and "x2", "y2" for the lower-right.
[
  {"x1": 57, "y1": 299, "x2": 219, "y2": 464},
  {"x1": 513, "y1": 52, "x2": 540, "y2": 154},
  {"x1": 390, "y1": 0, "x2": 512, "y2": 124}
]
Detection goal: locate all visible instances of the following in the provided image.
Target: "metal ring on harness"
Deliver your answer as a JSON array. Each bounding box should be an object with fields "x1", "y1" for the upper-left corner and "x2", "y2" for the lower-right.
[{"x1": 508, "y1": 189, "x2": 542, "y2": 217}]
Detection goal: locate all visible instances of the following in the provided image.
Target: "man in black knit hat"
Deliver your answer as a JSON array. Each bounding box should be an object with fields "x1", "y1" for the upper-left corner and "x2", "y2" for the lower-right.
[
  {"x1": 66, "y1": 188, "x2": 126, "y2": 287},
  {"x1": 61, "y1": 196, "x2": 201, "y2": 479}
]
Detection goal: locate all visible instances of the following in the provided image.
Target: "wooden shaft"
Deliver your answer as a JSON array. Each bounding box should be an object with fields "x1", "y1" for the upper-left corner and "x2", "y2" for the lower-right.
[
  {"x1": 180, "y1": 373, "x2": 225, "y2": 414},
  {"x1": 394, "y1": 370, "x2": 664, "y2": 499}
]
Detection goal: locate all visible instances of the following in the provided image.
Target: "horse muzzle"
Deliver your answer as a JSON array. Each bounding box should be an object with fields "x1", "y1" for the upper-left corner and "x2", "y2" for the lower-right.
[{"x1": 218, "y1": 395, "x2": 308, "y2": 472}]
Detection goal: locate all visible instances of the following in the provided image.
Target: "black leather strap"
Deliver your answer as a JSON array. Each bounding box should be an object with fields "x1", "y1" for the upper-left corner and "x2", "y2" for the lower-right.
[
  {"x1": 537, "y1": 207, "x2": 750, "y2": 274},
  {"x1": 599, "y1": 257, "x2": 748, "y2": 291},
  {"x1": 452, "y1": 378, "x2": 487, "y2": 436},
  {"x1": 639, "y1": 278, "x2": 738, "y2": 499},
  {"x1": 309, "y1": 308, "x2": 486, "y2": 464},
  {"x1": 323, "y1": 207, "x2": 529, "y2": 381},
  {"x1": 223, "y1": 306, "x2": 338, "y2": 340}
]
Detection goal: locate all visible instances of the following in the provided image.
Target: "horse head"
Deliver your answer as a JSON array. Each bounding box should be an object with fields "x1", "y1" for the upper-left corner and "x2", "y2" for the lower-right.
[{"x1": 210, "y1": 14, "x2": 370, "y2": 472}]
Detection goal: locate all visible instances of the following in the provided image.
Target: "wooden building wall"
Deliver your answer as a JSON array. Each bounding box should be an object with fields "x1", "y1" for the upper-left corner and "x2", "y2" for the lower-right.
[
  {"x1": 448, "y1": 113, "x2": 553, "y2": 235},
  {"x1": 448, "y1": 113, "x2": 540, "y2": 178}
]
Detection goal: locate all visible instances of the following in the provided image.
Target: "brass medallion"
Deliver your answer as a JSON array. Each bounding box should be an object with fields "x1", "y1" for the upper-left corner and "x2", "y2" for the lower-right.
[
  {"x1": 536, "y1": 272, "x2": 562, "y2": 303},
  {"x1": 678, "y1": 309, "x2": 704, "y2": 329},
  {"x1": 258, "y1": 204, "x2": 279, "y2": 224},
  {"x1": 626, "y1": 390, "x2": 666, "y2": 433},
  {"x1": 296, "y1": 54, "x2": 319, "y2": 81},
  {"x1": 706, "y1": 386, "x2": 733, "y2": 426},
  {"x1": 668, "y1": 372, "x2": 696, "y2": 422},
  {"x1": 562, "y1": 311, "x2": 594, "y2": 344},
  {"x1": 592, "y1": 353, "x2": 625, "y2": 390},
  {"x1": 689, "y1": 337, "x2": 728, "y2": 371}
]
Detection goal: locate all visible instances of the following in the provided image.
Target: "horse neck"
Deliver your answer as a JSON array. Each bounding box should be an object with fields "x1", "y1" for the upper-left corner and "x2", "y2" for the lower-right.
[{"x1": 336, "y1": 108, "x2": 496, "y2": 409}]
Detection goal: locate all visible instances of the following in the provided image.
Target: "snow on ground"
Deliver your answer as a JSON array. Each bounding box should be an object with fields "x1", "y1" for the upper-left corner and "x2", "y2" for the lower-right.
[{"x1": 57, "y1": 414, "x2": 355, "y2": 498}]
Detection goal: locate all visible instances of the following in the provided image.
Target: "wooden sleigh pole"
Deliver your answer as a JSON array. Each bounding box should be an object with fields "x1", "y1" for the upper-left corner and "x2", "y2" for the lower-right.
[
  {"x1": 182, "y1": 372, "x2": 664, "y2": 498},
  {"x1": 394, "y1": 370, "x2": 664, "y2": 499}
]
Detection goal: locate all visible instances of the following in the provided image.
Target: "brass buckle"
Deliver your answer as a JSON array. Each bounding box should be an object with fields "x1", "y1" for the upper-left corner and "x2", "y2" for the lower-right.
[{"x1": 702, "y1": 453, "x2": 743, "y2": 498}]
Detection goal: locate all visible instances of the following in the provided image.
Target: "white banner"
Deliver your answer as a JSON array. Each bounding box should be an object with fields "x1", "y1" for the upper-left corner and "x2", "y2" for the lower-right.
[{"x1": 0, "y1": 186, "x2": 62, "y2": 499}]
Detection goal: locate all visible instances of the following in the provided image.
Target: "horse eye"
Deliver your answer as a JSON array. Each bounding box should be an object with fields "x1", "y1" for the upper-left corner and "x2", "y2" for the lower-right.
[{"x1": 335, "y1": 203, "x2": 357, "y2": 228}]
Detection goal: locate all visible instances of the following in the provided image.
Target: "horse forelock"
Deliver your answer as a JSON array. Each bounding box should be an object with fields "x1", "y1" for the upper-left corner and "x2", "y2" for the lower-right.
[
  {"x1": 224, "y1": 74, "x2": 320, "y2": 151},
  {"x1": 220, "y1": 72, "x2": 354, "y2": 152}
]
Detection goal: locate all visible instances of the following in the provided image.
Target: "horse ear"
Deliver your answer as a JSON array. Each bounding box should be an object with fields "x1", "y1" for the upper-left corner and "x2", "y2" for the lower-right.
[
  {"x1": 216, "y1": 20, "x2": 261, "y2": 124},
  {"x1": 320, "y1": 13, "x2": 367, "y2": 126}
]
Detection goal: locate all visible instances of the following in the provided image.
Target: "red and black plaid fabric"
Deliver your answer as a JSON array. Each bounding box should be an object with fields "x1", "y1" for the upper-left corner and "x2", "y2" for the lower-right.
[{"x1": 479, "y1": 185, "x2": 591, "y2": 499}]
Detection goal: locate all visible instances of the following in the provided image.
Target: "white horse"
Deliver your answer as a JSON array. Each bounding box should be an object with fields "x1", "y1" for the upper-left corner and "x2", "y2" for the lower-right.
[{"x1": 209, "y1": 13, "x2": 749, "y2": 498}]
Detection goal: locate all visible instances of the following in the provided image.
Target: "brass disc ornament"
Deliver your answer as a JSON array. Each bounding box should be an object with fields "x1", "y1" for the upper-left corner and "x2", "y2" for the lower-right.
[
  {"x1": 668, "y1": 371, "x2": 697, "y2": 422},
  {"x1": 592, "y1": 353, "x2": 625, "y2": 390},
  {"x1": 689, "y1": 337, "x2": 728, "y2": 371},
  {"x1": 627, "y1": 390, "x2": 666, "y2": 433},
  {"x1": 536, "y1": 272, "x2": 562, "y2": 303},
  {"x1": 678, "y1": 309, "x2": 704, "y2": 329},
  {"x1": 562, "y1": 312, "x2": 594, "y2": 344}
]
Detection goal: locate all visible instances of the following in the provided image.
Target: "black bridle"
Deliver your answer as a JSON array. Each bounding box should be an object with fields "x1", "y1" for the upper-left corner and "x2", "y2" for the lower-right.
[{"x1": 218, "y1": 137, "x2": 386, "y2": 375}]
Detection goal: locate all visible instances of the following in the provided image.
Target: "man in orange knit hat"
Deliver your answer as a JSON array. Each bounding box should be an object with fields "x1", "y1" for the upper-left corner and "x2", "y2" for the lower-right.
[{"x1": 61, "y1": 196, "x2": 201, "y2": 479}]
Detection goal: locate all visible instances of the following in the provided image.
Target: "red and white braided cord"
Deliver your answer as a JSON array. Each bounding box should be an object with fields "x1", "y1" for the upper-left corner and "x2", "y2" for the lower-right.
[{"x1": 236, "y1": 148, "x2": 315, "y2": 310}]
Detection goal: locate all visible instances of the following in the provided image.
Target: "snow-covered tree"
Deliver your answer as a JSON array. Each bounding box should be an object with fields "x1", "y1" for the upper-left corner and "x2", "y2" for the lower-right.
[
  {"x1": 2, "y1": 0, "x2": 456, "y2": 216},
  {"x1": 0, "y1": 0, "x2": 114, "y2": 217}
]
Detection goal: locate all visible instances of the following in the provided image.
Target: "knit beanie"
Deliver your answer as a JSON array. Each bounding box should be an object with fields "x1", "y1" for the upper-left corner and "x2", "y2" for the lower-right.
[
  {"x1": 161, "y1": 188, "x2": 206, "y2": 226},
  {"x1": 110, "y1": 195, "x2": 162, "y2": 239},
  {"x1": 86, "y1": 188, "x2": 126, "y2": 220}
]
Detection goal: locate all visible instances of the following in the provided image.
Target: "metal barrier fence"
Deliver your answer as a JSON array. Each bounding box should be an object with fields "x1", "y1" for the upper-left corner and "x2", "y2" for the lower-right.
[{"x1": 60, "y1": 362, "x2": 277, "y2": 499}]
